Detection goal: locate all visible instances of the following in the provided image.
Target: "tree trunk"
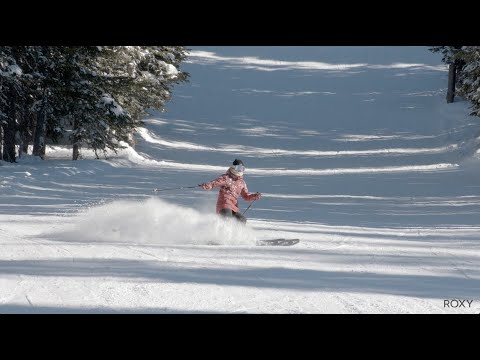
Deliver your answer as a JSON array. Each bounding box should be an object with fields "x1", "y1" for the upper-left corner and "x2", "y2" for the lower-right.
[
  {"x1": 446, "y1": 62, "x2": 456, "y2": 103},
  {"x1": 72, "y1": 118, "x2": 79, "y2": 160},
  {"x1": 19, "y1": 111, "x2": 34, "y2": 157},
  {"x1": 72, "y1": 143, "x2": 79, "y2": 160},
  {"x1": 0, "y1": 124, "x2": 3, "y2": 160},
  {"x1": 17, "y1": 111, "x2": 25, "y2": 158},
  {"x1": 16, "y1": 130, "x2": 23, "y2": 158},
  {"x1": 3, "y1": 84, "x2": 17, "y2": 162},
  {"x1": 20, "y1": 135, "x2": 29, "y2": 156},
  {"x1": 32, "y1": 98, "x2": 47, "y2": 159}
]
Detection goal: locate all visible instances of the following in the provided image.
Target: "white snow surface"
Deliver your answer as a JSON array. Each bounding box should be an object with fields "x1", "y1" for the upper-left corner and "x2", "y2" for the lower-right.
[{"x1": 1, "y1": 46, "x2": 480, "y2": 314}]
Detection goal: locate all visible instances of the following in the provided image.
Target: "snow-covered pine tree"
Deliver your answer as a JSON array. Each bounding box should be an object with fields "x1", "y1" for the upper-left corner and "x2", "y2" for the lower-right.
[
  {"x1": 429, "y1": 46, "x2": 460, "y2": 64},
  {"x1": 79, "y1": 46, "x2": 188, "y2": 158},
  {"x1": 0, "y1": 46, "x2": 68, "y2": 161},
  {"x1": 94, "y1": 46, "x2": 188, "y2": 120},
  {"x1": 455, "y1": 46, "x2": 480, "y2": 117},
  {"x1": 45, "y1": 46, "x2": 107, "y2": 160},
  {"x1": 0, "y1": 49, "x2": 8, "y2": 161},
  {"x1": 29, "y1": 46, "x2": 71, "y2": 159},
  {"x1": 0, "y1": 47, "x2": 25, "y2": 162},
  {"x1": 63, "y1": 46, "x2": 188, "y2": 160}
]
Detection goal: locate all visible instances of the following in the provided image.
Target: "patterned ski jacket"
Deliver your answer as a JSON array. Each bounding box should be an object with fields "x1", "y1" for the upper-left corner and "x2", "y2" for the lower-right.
[{"x1": 202, "y1": 171, "x2": 260, "y2": 213}]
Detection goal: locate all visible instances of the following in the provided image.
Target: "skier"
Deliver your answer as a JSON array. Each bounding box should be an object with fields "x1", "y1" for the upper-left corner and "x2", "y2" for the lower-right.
[{"x1": 199, "y1": 159, "x2": 262, "y2": 223}]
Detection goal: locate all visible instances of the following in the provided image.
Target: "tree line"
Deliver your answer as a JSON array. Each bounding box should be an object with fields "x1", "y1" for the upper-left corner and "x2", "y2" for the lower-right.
[{"x1": 0, "y1": 46, "x2": 188, "y2": 162}]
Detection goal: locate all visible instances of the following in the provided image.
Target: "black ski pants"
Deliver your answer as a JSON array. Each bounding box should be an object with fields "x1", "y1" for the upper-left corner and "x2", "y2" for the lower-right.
[{"x1": 219, "y1": 208, "x2": 247, "y2": 224}]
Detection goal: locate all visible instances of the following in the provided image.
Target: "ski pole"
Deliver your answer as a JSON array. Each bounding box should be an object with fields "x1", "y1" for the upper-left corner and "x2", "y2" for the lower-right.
[
  {"x1": 242, "y1": 199, "x2": 257, "y2": 215},
  {"x1": 153, "y1": 185, "x2": 200, "y2": 192}
]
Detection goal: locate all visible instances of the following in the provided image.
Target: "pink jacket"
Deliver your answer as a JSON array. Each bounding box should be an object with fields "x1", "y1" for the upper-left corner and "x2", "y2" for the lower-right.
[{"x1": 203, "y1": 172, "x2": 259, "y2": 213}]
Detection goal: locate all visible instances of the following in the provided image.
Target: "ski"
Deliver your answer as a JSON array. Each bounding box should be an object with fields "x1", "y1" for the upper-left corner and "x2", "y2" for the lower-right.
[{"x1": 256, "y1": 238, "x2": 300, "y2": 246}]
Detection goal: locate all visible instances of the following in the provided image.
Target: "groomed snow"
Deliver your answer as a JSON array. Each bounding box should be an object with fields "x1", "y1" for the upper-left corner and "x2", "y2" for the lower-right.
[{"x1": 1, "y1": 46, "x2": 479, "y2": 313}]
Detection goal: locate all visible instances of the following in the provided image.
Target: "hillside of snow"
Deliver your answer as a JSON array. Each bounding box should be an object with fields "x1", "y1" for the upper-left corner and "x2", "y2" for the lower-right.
[{"x1": 1, "y1": 46, "x2": 479, "y2": 313}]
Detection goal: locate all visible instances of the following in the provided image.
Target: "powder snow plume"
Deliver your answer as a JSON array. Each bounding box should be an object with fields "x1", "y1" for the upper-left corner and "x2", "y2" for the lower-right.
[{"x1": 50, "y1": 198, "x2": 258, "y2": 246}]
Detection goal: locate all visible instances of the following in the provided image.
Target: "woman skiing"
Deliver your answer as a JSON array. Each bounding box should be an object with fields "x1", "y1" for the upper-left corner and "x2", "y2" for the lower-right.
[{"x1": 199, "y1": 159, "x2": 261, "y2": 223}]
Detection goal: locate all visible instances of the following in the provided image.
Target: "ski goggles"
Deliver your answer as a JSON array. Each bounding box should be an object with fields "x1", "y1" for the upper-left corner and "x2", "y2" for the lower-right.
[{"x1": 233, "y1": 164, "x2": 245, "y2": 172}]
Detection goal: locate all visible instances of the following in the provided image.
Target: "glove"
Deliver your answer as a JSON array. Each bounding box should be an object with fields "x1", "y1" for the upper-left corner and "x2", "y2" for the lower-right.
[
  {"x1": 254, "y1": 192, "x2": 262, "y2": 200},
  {"x1": 200, "y1": 183, "x2": 212, "y2": 190}
]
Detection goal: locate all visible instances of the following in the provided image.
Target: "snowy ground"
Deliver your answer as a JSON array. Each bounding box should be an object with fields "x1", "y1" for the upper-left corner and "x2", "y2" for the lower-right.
[{"x1": 1, "y1": 46, "x2": 480, "y2": 313}]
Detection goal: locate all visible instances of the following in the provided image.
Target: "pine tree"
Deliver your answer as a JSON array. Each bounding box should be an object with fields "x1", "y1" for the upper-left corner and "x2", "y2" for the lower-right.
[
  {"x1": 1, "y1": 46, "x2": 67, "y2": 161},
  {"x1": 0, "y1": 47, "x2": 25, "y2": 162},
  {"x1": 455, "y1": 47, "x2": 480, "y2": 117},
  {"x1": 73, "y1": 46, "x2": 188, "y2": 159},
  {"x1": 430, "y1": 46, "x2": 460, "y2": 64},
  {"x1": 57, "y1": 46, "x2": 188, "y2": 160}
]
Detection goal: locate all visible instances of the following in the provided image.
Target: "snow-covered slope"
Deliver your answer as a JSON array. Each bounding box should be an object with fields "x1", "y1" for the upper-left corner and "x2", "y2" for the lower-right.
[{"x1": 1, "y1": 47, "x2": 479, "y2": 313}]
